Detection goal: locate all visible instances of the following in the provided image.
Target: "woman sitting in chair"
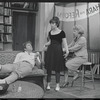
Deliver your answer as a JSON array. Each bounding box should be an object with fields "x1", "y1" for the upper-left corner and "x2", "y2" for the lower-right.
[{"x1": 61, "y1": 25, "x2": 88, "y2": 88}]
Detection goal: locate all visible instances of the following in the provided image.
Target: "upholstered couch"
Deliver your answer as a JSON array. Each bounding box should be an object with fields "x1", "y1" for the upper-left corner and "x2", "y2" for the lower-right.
[{"x1": 0, "y1": 51, "x2": 46, "y2": 98}]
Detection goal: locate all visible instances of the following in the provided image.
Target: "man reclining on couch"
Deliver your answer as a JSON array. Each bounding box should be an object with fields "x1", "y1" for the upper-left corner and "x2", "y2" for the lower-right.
[{"x1": 0, "y1": 41, "x2": 41, "y2": 86}]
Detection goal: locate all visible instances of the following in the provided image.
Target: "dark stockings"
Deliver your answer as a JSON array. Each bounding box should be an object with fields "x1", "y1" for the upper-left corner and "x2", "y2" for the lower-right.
[{"x1": 47, "y1": 71, "x2": 60, "y2": 83}]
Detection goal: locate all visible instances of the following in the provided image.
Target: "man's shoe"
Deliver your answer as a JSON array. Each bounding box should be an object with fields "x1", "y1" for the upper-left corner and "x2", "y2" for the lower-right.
[{"x1": 0, "y1": 80, "x2": 9, "y2": 95}]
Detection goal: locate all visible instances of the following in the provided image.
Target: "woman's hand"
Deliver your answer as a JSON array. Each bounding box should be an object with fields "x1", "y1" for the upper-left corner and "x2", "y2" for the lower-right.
[
  {"x1": 63, "y1": 52, "x2": 69, "y2": 59},
  {"x1": 42, "y1": 41, "x2": 51, "y2": 51},
  {"x1": 42, "y1": 45, "x2": 48, "y2": 51},
  {"x1": 68, "y1": 48, "x2": 73, "y2": 52}
]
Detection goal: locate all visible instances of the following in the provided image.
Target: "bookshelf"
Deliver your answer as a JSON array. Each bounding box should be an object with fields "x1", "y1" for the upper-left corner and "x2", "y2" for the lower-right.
[
  {"x1": 0, "y1": 2, "x2": 38, "y2": 51},
  {"x1": 0, "y1": 2, "x2": 13, "y2": 51}
]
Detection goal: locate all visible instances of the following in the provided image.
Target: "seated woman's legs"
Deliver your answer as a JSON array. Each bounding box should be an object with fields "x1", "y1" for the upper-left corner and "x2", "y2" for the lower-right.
[
  {"x1": 64, "y1": 67, "x2": 69, "y2": 83},
  {"x1": 64, "y1": 57, "x2": 82, "y2": 87},
  {"x1": 69, "y1": 69, "x2": 79, "y2": 87},
  {"x1": 73, "y1": 70, "x2": 79, "y2": 80},
  {"x1": 61, "y1": 67, "x2": 69, "y2": 88}
]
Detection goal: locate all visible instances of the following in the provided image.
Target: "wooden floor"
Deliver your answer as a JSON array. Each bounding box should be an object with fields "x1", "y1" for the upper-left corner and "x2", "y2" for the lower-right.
[{"x1": 43, "y1": 74, "x2": 100, "y2": 98}]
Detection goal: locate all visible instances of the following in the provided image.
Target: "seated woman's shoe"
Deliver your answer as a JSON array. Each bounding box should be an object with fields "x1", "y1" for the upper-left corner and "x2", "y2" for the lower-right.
[{"x1": 60, "y1": 82, "x2": 69, "y2": 88}]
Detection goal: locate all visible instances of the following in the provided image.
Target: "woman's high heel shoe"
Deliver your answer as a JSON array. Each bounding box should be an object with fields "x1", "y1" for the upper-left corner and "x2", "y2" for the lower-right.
[{"x1": 61, "y1": 82, "x2": 69, "y2": 88}]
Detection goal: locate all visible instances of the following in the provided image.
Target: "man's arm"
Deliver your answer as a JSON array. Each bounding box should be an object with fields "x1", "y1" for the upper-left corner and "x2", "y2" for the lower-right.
[
  {"x1": 35, "y1": 57, "x2": 41, "y2": 68},
  {"x1": 35, "y1": 52, "x2": 42, "y2": 69}
]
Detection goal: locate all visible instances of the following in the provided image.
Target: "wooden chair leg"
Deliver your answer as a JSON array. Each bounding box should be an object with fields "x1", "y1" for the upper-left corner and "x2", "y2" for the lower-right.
[
  {"x1": 90, "y1": 65, "x2": 95, "y2": 89},
  {"x1": 80, "y1": 65, "x2": 84, "y2": 91}
]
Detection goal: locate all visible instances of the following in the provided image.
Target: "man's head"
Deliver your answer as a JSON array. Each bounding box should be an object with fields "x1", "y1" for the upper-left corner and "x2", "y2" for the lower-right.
[{"x1": 23, "y1": 41, "x2": 33, "y2": 52}]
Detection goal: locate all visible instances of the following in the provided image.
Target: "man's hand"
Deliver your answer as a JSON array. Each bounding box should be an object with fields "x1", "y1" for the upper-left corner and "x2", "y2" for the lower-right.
[
  {"x1": 35, "y1": 52, "x2": 41, "y2": 68},
  {"x1": 34, "y1": 52, "x2": 39, "y2": 60}
]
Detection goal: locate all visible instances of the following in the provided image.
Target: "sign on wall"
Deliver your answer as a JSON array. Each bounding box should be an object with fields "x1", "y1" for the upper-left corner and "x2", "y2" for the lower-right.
[{"x1": 55, "y1": 3, "x2": 99, "y2": 22}]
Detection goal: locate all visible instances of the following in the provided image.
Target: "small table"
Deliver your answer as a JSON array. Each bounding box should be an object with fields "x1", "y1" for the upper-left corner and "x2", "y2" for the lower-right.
[{"x1": 0, "y1": 81, "x2": 44, "y2": 98}]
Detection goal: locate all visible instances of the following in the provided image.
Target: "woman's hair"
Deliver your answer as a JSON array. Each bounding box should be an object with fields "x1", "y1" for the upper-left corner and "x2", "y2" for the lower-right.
[
  {"x1": 23, "y1": 41, "x2": 32, "y2": 50},
  {"x1": 73, "y1": 25, "x2": 84, "y2": 35},
  {"x1": 49, "y1": 16, "x2": 60, "y2": 27}
]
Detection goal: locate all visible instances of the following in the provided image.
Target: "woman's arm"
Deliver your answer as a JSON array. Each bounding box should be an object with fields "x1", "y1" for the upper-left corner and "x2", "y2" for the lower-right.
[
  {"x1": 43, "y1": 32, "x2": 51, "y2": 51},
  {"x1": 68, "y1": 40, "x2": 74, "y2": 48},
  {"x1": 69, "y1": 37, "x2": 86, "y2": 52},
  {"x1": 62, "y1": 38, "x2": 69, "y2": 58},
  {"x1": 44, "y1": 40, "x2": 51, "y2": 47}
]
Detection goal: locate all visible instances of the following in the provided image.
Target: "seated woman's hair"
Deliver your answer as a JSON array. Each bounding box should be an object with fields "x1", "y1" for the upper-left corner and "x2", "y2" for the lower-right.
[
  {"x1": 73, "y1": 25, "x2": 84, "y2": 35},
  {"x1": 49, "y1": 16, "x2": 60, "y2": 27},
  {"x1": 23, "y1": 41, "x2": 32, "y2": 49}
]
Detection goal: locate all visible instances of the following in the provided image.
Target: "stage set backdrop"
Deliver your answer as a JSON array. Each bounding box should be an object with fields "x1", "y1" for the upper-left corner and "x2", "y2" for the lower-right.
[{"x1": 54, "y1": 2, "x2": 100, "y2": 51}]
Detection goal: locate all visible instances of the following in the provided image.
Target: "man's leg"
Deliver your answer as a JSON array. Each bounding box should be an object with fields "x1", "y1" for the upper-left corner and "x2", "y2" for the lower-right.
[
  {"x1": 0, "y1": 72, "x2": 18, "y2": 84},
  {"x1": 0, "y1": 64, "x2": 14, "y2": 74},
  {"x1": 61, "y1": 67, "x2": 69, "y2": 88},
  {"x1": 5, "y1": 72, "x2": 18, "y2": 84},
  {"x1": 0, "y1": 62, "x2": 33, "y2": 85},
  {"x1": 0, "y1": 63, "x2": 18, "y2": 84}
]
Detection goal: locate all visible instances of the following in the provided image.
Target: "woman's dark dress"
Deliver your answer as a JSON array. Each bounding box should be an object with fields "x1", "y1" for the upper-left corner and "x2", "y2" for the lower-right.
[{"x1": 45, "y1": 30, "x2": 66, "y2": 74}]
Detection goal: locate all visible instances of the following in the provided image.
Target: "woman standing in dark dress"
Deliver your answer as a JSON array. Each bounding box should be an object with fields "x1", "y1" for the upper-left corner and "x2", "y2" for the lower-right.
[{"x1": 43, "y1": 16, "x2": 69, "y2": 91}]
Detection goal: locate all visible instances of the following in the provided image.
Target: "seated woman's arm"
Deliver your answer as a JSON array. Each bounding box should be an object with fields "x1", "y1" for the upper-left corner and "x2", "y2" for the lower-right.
[
  {"x1": 69, "y1": 37, "x2": 86, "y2": 52},
  {"x1": 68, "y1": 40, "x2": 75, "y2": 48}
]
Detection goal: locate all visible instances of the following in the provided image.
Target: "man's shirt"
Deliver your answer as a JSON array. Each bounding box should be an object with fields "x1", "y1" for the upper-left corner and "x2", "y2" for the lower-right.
[{"x1": 13, "y1": 51, "x2": 39, "y2": 66}]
